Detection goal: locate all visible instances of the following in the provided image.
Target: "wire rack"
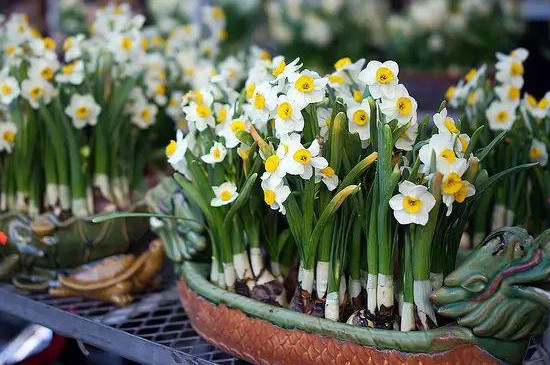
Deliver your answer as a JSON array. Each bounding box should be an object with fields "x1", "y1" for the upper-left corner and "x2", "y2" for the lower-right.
[{"x1": 0, "y1": 282, "x2": 246, "y2": 365}]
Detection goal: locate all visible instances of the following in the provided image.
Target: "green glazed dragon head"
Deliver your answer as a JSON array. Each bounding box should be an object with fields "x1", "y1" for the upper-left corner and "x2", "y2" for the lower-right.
[{"x1": 431, "y1": 227, "x2": 550, "y2": 341}]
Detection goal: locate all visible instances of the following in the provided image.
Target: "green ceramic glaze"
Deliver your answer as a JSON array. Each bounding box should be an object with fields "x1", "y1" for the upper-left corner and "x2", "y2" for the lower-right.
[
  {"x1": 180, "y1": 261, "x2": 528, "y2": 364},
  {"x1": 432, "y1": 227, "x2": 550, "y2": 341}
]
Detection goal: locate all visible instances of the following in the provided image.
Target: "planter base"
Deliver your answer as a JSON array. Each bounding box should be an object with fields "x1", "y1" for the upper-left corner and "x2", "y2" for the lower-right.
[{"x1": 178, "y1": 278, "x2": 499, "y2": 364}]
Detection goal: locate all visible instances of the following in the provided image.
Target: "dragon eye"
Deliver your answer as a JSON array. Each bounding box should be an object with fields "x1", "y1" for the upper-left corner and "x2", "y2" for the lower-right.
[{"x1": 462, "y1": 275, "x2": 488, "y2": 293}]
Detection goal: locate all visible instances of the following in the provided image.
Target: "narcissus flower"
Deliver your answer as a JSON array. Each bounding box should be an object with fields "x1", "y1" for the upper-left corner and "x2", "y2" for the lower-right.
[
  {"x1": 358, "y1": 60, "x2": 399, "y2": 99},
  {"x1": 63, "y1": 34, "x2": 85, "y2": 62},
  {"x1": 211, "y1": 182, "x2": 238, "y2": 207},
  {"x1": 287, "y1": 70, "x2": 328, "y2": 109},
  {"x1": 379, "y1": 84, "x2": 417, "y2": 126},
  {"x1": 272, "y1": 94, "x2": 304, "y2": 137},
  {"x1": 182, "y1": 91, "x2": 215, "y2": 131},
  {"x1": 523, "y1": 92, "x2": 550, "y2": 119},
  {"x1": 495, "y1": 84, "x2": 522, "y2": 106},
  {"x1": 261, "y1": 180, "x2": 291, "y2": 214},
  {"x1": 131, "y1": 103, "x2": 158, "y2": 129},
  {"x1": 28, "y1": 57, "x2": 60, "y2": 82},
  {"x1": 55, "y1": 60, "x2": 84, "y2": 85},
  {"x1": 419, "y1": 133, "x2": 468, "y2": 175},
  {"x1": 0, "y1": 76, "x2": 20, "y2": 105},
  {"x1": 486, "y1": 100, "x2": 517, "y2": 130},
  {"x1": 0, "y1": 121, "x2": 17, "y2": 153},
  {"x1": 346, "y1": 99, "x2": 371, "y2": 142},
  {"x1": 21, "y1": 77, "x2": 54, "y2": 109},
  {"x1": 530, "y1": 139, "x2": 548, "y2": 167},
  {"x1": 201, "y1": 141, "x2": 227, "y2": 164},
  {"x1": 216, "y1": 117, "x2": 247, "y2": 149},
  {"x1": 433, "y1": 108, "x2": 460, "y2": 135},
  {"x1": 442, "y1": 180, "x2": 475, "y2": 215},
  {"x1": 271, "y1": 56, "x2": 302, "y2": 82},
  {"x1": 315, "y1": 166, "x2": 339, "y2": 191},
  {"x1": 166, "y1": 130, "x2": 193, "y2": 179},
  {"x1": 65, "y1": 94, "x2": 101, "y2": 129},
  {"x1": 495, "y1": 48, "x2": 528, "y2": 88},
  {"x1": 243, "y1": 81, "x2": 278, "y2": 128},
  {"x1": 280, "y1": 134, "x2": 328, "y2": 180},
  {"x1": 389, "y1": 180, "x2": 436, "y2": 226}
]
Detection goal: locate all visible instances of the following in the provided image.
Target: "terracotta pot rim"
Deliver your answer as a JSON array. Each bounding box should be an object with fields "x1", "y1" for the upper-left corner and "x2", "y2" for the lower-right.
[{"x1": 179, "y1": 261, "x2": 526, "y2": 364}]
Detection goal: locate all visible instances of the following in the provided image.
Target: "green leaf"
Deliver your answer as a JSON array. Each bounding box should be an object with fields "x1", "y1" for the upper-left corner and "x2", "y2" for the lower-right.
[
  {"x1": 464, "y1": 125, "x2": 485, "y2": 157},
  {"x1": 338, "y1": 152, "x2": 378, "y2": 192},
  {"x1": 392, "y1": 120, "x2": 411, "y2": 146},
  {"x1": 475, "y1": 130, "x2": 506, "y2": 161},
  {"x1": 475, "y1": 163, "x2": 537, "y2": 197},
  {"x1": 223, "y1": 173, "x2": 258, "y2": 228},
  {"x1": 173, "y1": 173, "x2": 214, "y2": 224},
  {"x1": 329, "y1": 112, "x2": 345, "y2": 172},
  {"x1": 92, "y1": 211, "x2": 201, "y2": 224}
]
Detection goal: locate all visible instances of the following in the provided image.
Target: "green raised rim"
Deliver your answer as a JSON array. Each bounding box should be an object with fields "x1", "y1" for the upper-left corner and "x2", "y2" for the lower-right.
[{"x1": 181, "y1": 261, "x2": 527, "y2": 364}]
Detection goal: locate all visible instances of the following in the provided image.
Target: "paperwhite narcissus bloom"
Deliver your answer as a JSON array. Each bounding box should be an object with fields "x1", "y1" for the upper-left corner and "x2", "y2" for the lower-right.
[
  {"x1": 280, "y1": 134, "x2": 328, "y2": 180},
  {"x1": 29, "y1": 37, "x2": 57, "y2": 60},
  {"x1": 316, "y1": 107, "x2": 331, "y2": 138},
  {"x1": 63, "y1": 34, "x2": 85, "y2": 62},
  {"x1": 486, "y1": 100, "x2": 517, "y2": 130},
  {"x1": 271, "y1": 56, "x2": 302, "y2": 82},
  {"x1": 495, "y1": 48, "x2": 528, "y2": 88},
  {"x1": 110, "y1": 32, "x2": 142, "y2": 64},
  {"x1": 166, "y1": 130, "x2": 192, "y2": 179},
  {"x1": 0, "y1": 121, "x2": 17, "y2": 153},
  {"x1": 315, "y1": 166, "x2": 339, "y2": 191},
  {"x1": 216, "y1": 56, "x2": 245, "y2": 89},
  {"x1": 463, "y1": 65, "x2": 486, "y2": 91},
  {"x1": 261, "y1": 180, "x2": 291, "y2": 214},
  {"x1": 182, "y1": 92, "x2": 215, "y2": 131},
  {"x1": 216, "y1": 117, "x2": 246, "y2": 149},
  {"x1": 358, "y1": 60, "x2": 399, "y2": 99},
  {"x1": 395, "y1": 122, "x2": 418, "y2": 152},
  {"x1": 454, "y1": 133, "x2": 470, "y2": 158},
  {"x1": 523, "y1": 92, "x2": 550, "y2": 119},
  {"x1": 131, "y1": 103, "x2": 158, "y2": 129},
  {"x1": 530, "y1": 139, "x2": 548, "y2": 167},
  {"x1": 55, "y1": 60, "x2": 84, "y2": 85},
  {"x1": 273, "y1": 94, "x2": 304, "y2": 137},
  {"x1": 379, "y1": 84, "x2": 417, "y2": 126},
  {"x1": 389, "y1": 181, "x2": 436, "y2": 226},
  {"x1": 28, "y1": 57, "x2": 60, "y2": 82},
  {"x1": 261, "y1": 144, "x2": 289, "y2": 186},
  {"x1": 166, "y1": 91, "x2": 184, "y2": 121},
  {"x1": 201, "y1": 141, "x2": 227, "y2": 164},
  {"x1": 211, "y1": 182, "x2": 238, "y2": 207},
  {"x1": 65, "y1": 94, "x2": 101, "y2": 129},
  {"x1": 346, "y1": 99, "x2": 371, "y2": 142},
  {"x1": 243, "y1": 81, "x2": 278, "y2": 128},
  {"x1": 214, "y1": 102, "x2": 233, "y2": 125},
  {"x1": 495, "y1": 84, "x2": 522, "y2": 106},
  {"x1": 0, "y1": 76, "x2": 20, "y2": 105},
  {"x1": 287, "y1": 70, "x2": 328, "y2": 109},
  {"x1": 442, "y1": 180, "x2": 475, "y2": 216},
  {"x1": 432, "y1": 109, "x2": 460, "y2": 137},
  {"x1": 419, "y1": 133, "x2": 468, "y2": 175},
  {"x1": 21, "y1": 77, "x2": 54, "y2": 109}
]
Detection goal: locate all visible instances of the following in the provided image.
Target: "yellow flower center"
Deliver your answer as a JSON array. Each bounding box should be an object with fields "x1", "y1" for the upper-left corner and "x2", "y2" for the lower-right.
[
  {"x1": 253, "y1": 93, "x2": 265, "y2": 109},
  {"x1": 353, "y1": 90, "x2": 364, "y2": 103},
  {"x1": 464, "y1": 68, "x2": 477, "y2": 82},
  {"x1": 442, "y1": 172, "x2": 463, "y2": 194},
  {"x1": 458, "y1": 136, "x2": 468, "y2": 153},
  {"x1": 5, "y1": 45, "x2": 16, "y2": 55},
  {"x1": 155, "y1": 84, "x2": 166, "y2": 95},
  {"x1": 1, "y1": 84, "x2": 12, "y2": 95},
  {"x1": 2, "y1": 130, "x2": 15, "y2": 143},
  {"x1": 530, "y1": 147, "x2": 541, "y2": 159},
  {"x1": 526, "y1": 94, "x2": 537, "y2": 108},
  {"x1": 169, "y1": 97, "x2": 178, "y2": 107},
  {"x1": 220, "y1": 189, "x2": 232, "y2": 201},
  {"x1": 63, "y1": 37, "x2": 73, "y2": 51},
  {"x1": 375, "y1": 67, "x2": 394, "y2": 84},
  {"x1": 396, "y1": 97, "x2": 412, "y2": 115},
  {"x1": 246, "y1": 83, "x2": 255, "y2": 99},
  {"x1": 445, "y1": 86, "x2": 455, "y2": 100},
  {"x1": 165, "y1": 140, "x2": 177, "y2": 157},
  {"x1": 212, "y1": 148, "x2": 221, "y2": 159},
  {"x1": 467, "y1": 92, "x2": 477, "y2": 106},
  {"x1": 43, "y1": 37, "x2": 56, "y2": 50},
  {"x1": 295, "y1": 75, "x2": 314, "y2": 93},
  {"x1": 321, "y1": 166, "x2": 335, "y2": 178},
  {"x1": 29, "y1": 86, "x2": 43, "y2": 99},
  {"x1": 212, "y1": 7, "x2": 225, "y2": 19},
  {"x1": 141, "y1": 109, "x2": 152, "y2": 119},
  {"x1": 352, "y1": 109, "x2": 369, "y2": 126},
  {"x1": 265, "y1": 155, "x2": 280, "y2": 172},
  {"x1": 334, "y1": 57, "x2": 351, "y2": 70},
  {"x1": 141, "y1": 37, "x2": 148, "y2": 50},
  {"x1": 217, "y1": 107, "x2": 227, "y2": 123},
  {"x1": 230, "y1": 119, "x2": 245, "y2": 132},
  {"x1": 264, "y1": 189, "x2": 276, "y2": 205},
  {"x1": 403, "y1": 195, "x2": 422, "y2": 213},
  {"x1": 62, "y1": 64, "x2": 74, "y2": 75},
  {"x1": 277, "y1": 102, "x2": 292, "y2": 120},
  {"x1": 444, "y1": 117, "x2": 460, "y2": 134},
  {"x1": 496, "y1": 110, "x2": 509, "y2": 123},
  {"x1": 440, "y1": 148, "x2": 456, "y2": 163},
  {"x1": 329, "y1": 74, "x2": 345, "y2": 84},
  {"x1": 293, "y1": 148, "x2": 312, "y2": 165},
  {"x1": 218, "y1": 29, "x2": 228, "y2": 41},
  {"x1": 508, "y1": 86, "x2": 520, "y2": 100},
  {"x1": 538, "y1": 98, "x2": 549, "y2": 109},
  {"x1": 121, "y1": 36, "x2": 133, "y2": 50},
  {"x1": 196, "y1": 104, "x2": 211, "y2": 118},
  {"x1": 510, "y1": 62, "x2": 523, "y2": 76},
  {"x1": 259, "y1": 50, "x2": 271, "y2": 61},
  {"x1": 273, "y1": 60, "x2": 286, "y2": 76},
  {"x1": 41, "y1": 67, "x2": 54, "y2": 80},
  {"x1": 76, "y1": 106, "x2": 89, "y2": 119},
  {"x1": 454, "y1": 184, "x2": 468, "y2": 203}
]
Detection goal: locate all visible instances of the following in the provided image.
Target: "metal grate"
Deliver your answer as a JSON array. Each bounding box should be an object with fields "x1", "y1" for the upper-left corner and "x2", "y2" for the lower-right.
[{"x1": 0, "y1": 283, "x2": 247, "y2": 365}]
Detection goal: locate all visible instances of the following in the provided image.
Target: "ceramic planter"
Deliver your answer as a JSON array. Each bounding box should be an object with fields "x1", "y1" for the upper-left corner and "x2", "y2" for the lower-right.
[{"x1": 177, "y1": 261, "x2": 528, "y2": 365}]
